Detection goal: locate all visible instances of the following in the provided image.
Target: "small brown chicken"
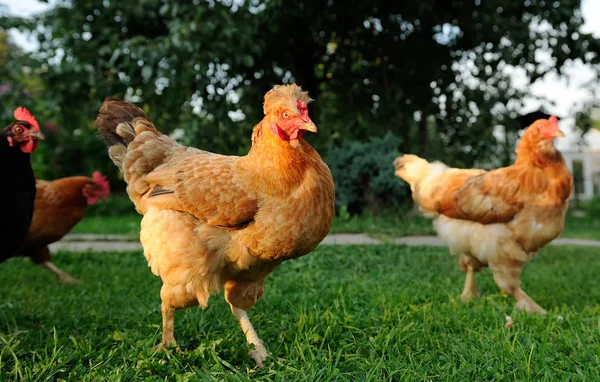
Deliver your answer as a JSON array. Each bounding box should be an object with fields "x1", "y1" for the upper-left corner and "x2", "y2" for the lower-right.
[
  {"x1": 395, "y1": 116, "x2": 572, "y2": 314},
  {"x1": 95, "y1": 84, "x2": 335, "y2": 367},
  {"x1": 14, "y1": 172, "x2": 110, "y2": 283}
]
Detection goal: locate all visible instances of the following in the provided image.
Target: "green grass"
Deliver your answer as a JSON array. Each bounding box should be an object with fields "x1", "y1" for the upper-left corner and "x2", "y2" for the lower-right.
[
  {"x1": 73, "y1": 213, "x2": 436, "y2": 239},
  {"x1": 1, "y1": 245, "x2": 599, "y2": 380},
  {"x1": 562, "y1": 213, "x2": 600, "y2": 241},
  {"x1": 331, "y1": 211, "x2": 600, "y2": 242},
  {"x1": 330, "y1": 213, "x2": 435, "y2": 240},
  {"x1": 71, "y1": 215, "x2": 142, "y2": 235},
  {"x1": 72, "y1": 211, "x2": 600, "y2": 244}
]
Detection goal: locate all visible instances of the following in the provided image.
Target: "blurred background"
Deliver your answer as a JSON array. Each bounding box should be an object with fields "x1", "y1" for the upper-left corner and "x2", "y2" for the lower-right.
[{"x1": 1, "y1": 0, "x2": 600, "y2": 221}]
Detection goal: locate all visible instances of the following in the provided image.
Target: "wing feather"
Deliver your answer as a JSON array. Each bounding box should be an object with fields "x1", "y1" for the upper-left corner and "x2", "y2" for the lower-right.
[
  {"x1": 144, "y1": 154, "x2": 258, "y2": 229},
  {"x1": 437, "y1": 168, "x2": 526, "y2": 224}
]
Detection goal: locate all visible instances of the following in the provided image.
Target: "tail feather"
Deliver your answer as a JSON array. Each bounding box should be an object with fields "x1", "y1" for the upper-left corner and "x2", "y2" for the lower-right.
[
  {"x1": 394, "y1": 154, "x2": 449, "y2": 216},
  {"x1": 394, "y1": 154, "x2": 446, "y2": 189},
  {"x1": 96, "y1": 98, "x2": 161, "y2": 172},
  {"x1": 95, "y1": 98, "x2": 180, "y2": 210},
  {"x1": 108, "y1": 144, "x2": 128, "y2": 170},
  {"x1": 96, "y1": 98, "x2": 151, "y2": 147},
  {"x1": 116, "y1": 122, "x2": 137, "y2": 143},
  {"x1": 395, "y1": 154, "x2": 487, "y2": 218}
]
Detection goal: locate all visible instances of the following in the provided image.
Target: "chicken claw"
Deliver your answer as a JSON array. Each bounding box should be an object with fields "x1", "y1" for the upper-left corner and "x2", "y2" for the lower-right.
[
  {"x1": 460, "y1": 289, "x2": 480, "y2": 302},
  {"x1": 59, "y1": 274, "x2": 82, "y2": 284},
  {"x1": 230, "y1": 306, "x2": 269, "y2": 368},
  {"x1": 249, "y1": 346, "x2": 269, "y2": 368},
  {"x1": 151, "y1": 341, "x2": 181, "y2": 353},
  {"x1": 515, "y1": 298, "x2": 547, "y2": 315},
  {"x1": 41, "y1": 261, "x2": 81, "y2": 284}
]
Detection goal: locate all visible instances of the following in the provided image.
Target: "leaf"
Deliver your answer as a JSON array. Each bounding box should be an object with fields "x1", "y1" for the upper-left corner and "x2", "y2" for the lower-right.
[
  {"x1": 312, "y1": 333, "x2": 321, "y2": 343},
  {"x1": 112, "y1": 331, "x2": 125, "y2": 341}
]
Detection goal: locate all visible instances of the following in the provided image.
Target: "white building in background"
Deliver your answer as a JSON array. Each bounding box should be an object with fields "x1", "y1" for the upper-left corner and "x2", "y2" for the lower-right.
[{"x1": 557, "y1": 128, "x2": 600, "y2": 200}]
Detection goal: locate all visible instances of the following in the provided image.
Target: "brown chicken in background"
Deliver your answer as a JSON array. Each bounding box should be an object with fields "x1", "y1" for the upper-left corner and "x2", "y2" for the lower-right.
[
  {"x1": 95, "y1": 84, "x2": 335, "y2": 367},
  {"x1": 395, "y1": 116, "x2": 572, "y2": 314},
  {"x1": 14, "y1": 171, "x2": 110, "y2": 283}
]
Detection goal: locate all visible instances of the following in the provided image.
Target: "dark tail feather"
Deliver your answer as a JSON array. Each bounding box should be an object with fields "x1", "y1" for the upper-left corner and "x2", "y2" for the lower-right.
[
  {"x1": 95, "y1": 98, "x2": 150, "y2": 148},
  {"x1": 96, "y1": 98, "x2": 158, "y2": 172}
]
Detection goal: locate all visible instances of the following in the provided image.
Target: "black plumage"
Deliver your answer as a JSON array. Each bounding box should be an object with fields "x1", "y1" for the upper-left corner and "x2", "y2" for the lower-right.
[{"x1": 0, "y1": 125, "x2": 37, "y2": 262}]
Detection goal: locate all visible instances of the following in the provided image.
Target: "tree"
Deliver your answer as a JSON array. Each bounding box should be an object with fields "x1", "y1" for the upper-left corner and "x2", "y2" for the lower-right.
[{"x1": 3, "y1": 0, "x2": 599, "y2": 196}]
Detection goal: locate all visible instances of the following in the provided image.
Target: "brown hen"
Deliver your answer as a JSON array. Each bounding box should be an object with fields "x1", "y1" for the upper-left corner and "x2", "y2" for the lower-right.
[
  {"x1": 395, "y1": 116, "x2": 572, "y2": 314},
  {"x1": 95, "y1": 84, "x2": 335, "y2": 367},
  {"x1": 13, "y1": 172, "x2": 110, "y2": 283}
]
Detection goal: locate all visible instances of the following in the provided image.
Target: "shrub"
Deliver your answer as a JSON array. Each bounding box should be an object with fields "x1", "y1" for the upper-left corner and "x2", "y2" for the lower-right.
[
  {"x1": 86, "y1": 193, "x2": 136, "y2": 217},
  {"x1": 585, "y1": 195, "x2": 600, "y2": 217},
  {"x1": 325, "y1": 133, "x2": 410, "y2": 215}
]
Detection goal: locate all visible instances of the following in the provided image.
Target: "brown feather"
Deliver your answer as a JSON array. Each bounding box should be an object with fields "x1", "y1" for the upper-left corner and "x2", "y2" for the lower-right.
[
  {"x1": 93, "y1": 85, "x2": 335, "y2": 319},
  {"x1": 95, "y1": 98, "x2": 153, "y2": 147}
]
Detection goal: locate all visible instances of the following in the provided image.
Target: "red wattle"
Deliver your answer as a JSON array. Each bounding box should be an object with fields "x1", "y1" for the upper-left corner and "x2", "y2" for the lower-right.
[
  {"x1": 289, "y1": 129, "x2": 304, "y2": 140},
  {"x1": 20, "y1": 139, "x2": 35, "y2": 153},
  {"x1": 271, "y1": 123, "x2": 289, "y2": 141}
]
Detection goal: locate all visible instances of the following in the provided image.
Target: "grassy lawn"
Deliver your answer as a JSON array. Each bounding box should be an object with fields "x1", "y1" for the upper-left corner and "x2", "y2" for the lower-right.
[
  {"x1": 73, "y1": 193, "x2": 600, "y2": 241},
  {"x1": 331, "y1": 211, "x2": 600, "y2": 241},
  {"x1": 331, "y1": 213, "x2": 435, "y2": 239},
  {"x1": 71, "y1": 212, "x2": 436, "y2": 239},
  {"x1": 562, "y1": 213, "x2": 600, "y2": 241},
  {"x1": 1, "y1": 245, "x2": 599, "y2": 380},
  {"x1": 71, "y1": 215, "x2": 142, "y2": 236},
  {"x1": 72, "y1": 211, "x2": 600, "y2": 242}
]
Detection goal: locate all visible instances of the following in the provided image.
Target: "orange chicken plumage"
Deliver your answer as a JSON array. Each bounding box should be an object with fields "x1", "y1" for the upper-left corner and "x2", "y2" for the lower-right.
[
  {"x1": 95, "y1": 84, "x2": 335, "y2": 367},
  {"x1": 12, "y1": 172, "x2": 110, "y2": 283},
  {"x1": 394, "y1": 116, "x2": 572, "y2": 314}
]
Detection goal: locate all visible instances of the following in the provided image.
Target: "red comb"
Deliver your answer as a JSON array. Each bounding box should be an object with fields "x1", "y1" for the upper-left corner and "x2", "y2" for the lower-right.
[
  {"x1": 549, "y1": 115, "x2": 558, "y2": 125},
  {"x1": 297, "y1": 99, "x2": 308, "y2": 116},
  {"x1": 92, "y1": 171, "x2": 110, "y2": 196},
  {"x1": 13, "y1": 107, "x2": 40, "y2": 131}
]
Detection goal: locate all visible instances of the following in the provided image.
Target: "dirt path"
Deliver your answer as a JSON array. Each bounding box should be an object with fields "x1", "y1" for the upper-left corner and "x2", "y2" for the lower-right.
[{"x1": 50, "y1": 233, "x2": 600, "y2": 252}]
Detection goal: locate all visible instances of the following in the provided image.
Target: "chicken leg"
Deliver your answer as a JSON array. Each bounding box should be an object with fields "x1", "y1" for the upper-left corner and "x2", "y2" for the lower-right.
[
  {"x1": 230, "y1": 305, "x2": 268, "y2": 368},
  {"x1": 490, "y1": 262, "x2": 546, "y2": 314},
  {"x1": 151, "y1": 302, "x2": 180, "y2": 352},
  {"x1": 224, "y1": 277, "x2": 273, "y2": 368},
  {"x1": 40, "y1": 261, "x2": 82, "y2": 284},
  {"x1": 151, "y1": 283, "x2": 189, "y2": 352},
  {"x1": 459, "y1": 255, "x2": 482, "y2": 301},
  {"x1": 460, "y1": 265, "x2": 479, "y2": 301}
]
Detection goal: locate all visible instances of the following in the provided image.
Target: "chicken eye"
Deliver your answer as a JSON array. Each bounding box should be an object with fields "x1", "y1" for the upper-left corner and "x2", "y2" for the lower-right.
[
  {"x1": 13, "y1": 125, "x2": 24, "y2": 134},
  {"x1": 283, "y1": 112, "x2": 290, "y2": 119}
]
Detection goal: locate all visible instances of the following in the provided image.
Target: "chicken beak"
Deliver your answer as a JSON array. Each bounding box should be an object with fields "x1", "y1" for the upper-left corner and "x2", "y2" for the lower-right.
[
  {"x1": 28, "y1": 130, "x2": 46, "y2": 140},
  {"x1": 301, "y1": 121, "x2": 318, "y2": 134},
  {"x1": 554, "y1": 129, "x2": 565, "y2": 138}
]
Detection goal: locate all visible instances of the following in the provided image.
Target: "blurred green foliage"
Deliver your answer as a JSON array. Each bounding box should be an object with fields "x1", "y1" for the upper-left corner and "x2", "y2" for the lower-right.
[
  {"x1": 326, "y1": 133, "x2": 407, "y2": 214},
  {"x1": 1, "y1": 0, "x2": 599, "y2": 209},
  {"x1": 85, "y1": 193, "x2": 135, "y2": 217}
]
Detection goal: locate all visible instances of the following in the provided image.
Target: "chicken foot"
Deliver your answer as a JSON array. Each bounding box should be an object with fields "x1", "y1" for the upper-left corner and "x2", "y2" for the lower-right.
[
  {"x1": 513, "y1": 288, "x2": 546, "y2": 314},
  {"x1": 152, "y1": 303, "x2": 181, "y2": 352},
  {"x1": 490, "y1": 263, "x2": 546, "y2": 314},
  {"x1": 40, "y1": 261, "x2": 81, "y2": 284},
  {"x1": 230, "y1": 305, "x2": 268, "y2": 368}
]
